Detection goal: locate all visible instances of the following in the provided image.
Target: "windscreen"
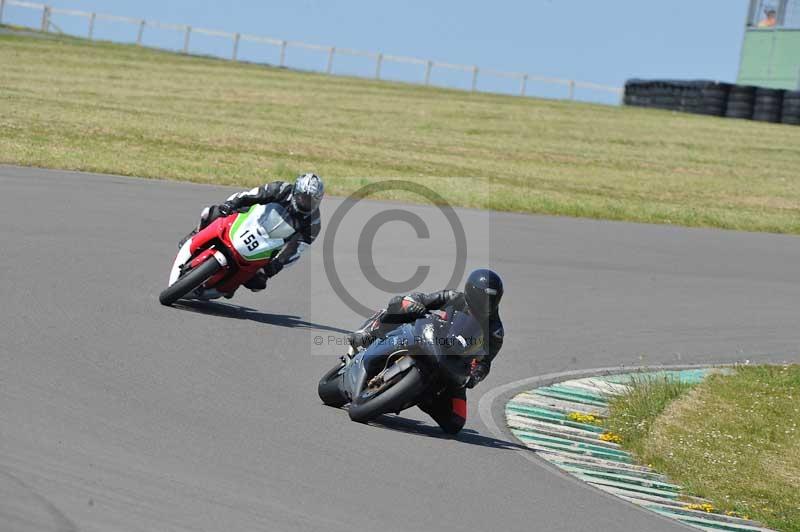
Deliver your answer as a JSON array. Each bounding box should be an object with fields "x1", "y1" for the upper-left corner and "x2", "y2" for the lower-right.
[{"x1": 440, "y1": 310, "x2": 485, "y2": 360}]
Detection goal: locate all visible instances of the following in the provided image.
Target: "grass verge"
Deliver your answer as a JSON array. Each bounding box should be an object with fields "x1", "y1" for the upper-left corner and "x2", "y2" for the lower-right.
[
  {"x1": 1, "y1": 27, "x2": 800, "y2": 232},
  {"x1": 604, "y1": 374, "x2": 696, "y2": 456},
  {"x1": 605, "y1": 366, "x2": 800, "y2": 531}
]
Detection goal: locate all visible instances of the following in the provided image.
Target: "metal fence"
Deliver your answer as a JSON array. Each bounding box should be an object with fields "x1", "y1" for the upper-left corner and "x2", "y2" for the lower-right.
[{"x1": 0, "y1": 0, "x2": 623, "y2": 103}]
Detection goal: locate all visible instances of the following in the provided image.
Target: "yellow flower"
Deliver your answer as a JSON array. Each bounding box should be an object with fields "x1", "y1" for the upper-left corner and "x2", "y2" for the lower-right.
[
  {"x1": 684, "y1": 503, "x2": 715, "y2": 513},
  {"x1": 599, "y1": 432, "x2": 623, "y2": 444},
  {"x1": 567, "y1": 412, "x2": 601, "y2": 424}
]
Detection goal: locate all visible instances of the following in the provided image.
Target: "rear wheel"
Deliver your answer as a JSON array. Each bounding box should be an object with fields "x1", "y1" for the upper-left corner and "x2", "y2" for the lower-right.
[
  {"x1": 318, "y1": 362, "x2": 347, "y2": 407},
  {"x1": 348, "y1": 365, "x2": 424, "y2": 423},
  {"x1": 159, "y1": 257, "x2": 221, "y2": 306}
]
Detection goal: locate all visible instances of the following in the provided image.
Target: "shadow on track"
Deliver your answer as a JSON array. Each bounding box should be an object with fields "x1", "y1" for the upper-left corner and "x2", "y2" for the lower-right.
[
  {"x1": 367, "y1": 414, "x2": 526, "y2": 451},
  {"x1": 172, "y1": 300, "x2": 351, "y2": 334}
]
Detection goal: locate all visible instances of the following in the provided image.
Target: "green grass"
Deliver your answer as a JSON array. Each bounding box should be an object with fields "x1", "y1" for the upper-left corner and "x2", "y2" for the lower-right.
[
  {"x1": 2, "y1": 27, "x2": 800, "y2": 232},
  {"x1": 606, "y1": 366, "x2": 800, "y2": 531},
  {"x1": 604, "y1": 374, "x2": 696, "y2": 456}
]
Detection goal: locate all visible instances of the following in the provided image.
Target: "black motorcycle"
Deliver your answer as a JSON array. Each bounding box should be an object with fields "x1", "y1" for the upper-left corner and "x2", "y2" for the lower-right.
[{"x1": 318, "y1": 310, "x2": 485, "y2": 423}]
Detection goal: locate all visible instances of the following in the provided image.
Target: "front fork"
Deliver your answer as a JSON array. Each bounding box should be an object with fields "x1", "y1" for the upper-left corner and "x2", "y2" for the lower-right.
[{"x1": 175, "y1": 248, "x2": 230, "y2": 299}]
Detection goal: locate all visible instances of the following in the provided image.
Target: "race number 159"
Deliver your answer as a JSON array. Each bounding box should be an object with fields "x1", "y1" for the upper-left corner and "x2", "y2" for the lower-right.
[{"x1": 241, "y1": 230, "x2": 259, "y2": 251}]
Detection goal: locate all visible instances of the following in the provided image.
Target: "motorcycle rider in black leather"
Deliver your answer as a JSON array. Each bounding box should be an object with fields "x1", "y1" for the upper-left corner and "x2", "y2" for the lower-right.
[
  {"x1": 348, "y1": 269, "x2": 505, "y2": 434},
  {"x1": 186, "y1": 173, "x2": 323, "y2": 293}
]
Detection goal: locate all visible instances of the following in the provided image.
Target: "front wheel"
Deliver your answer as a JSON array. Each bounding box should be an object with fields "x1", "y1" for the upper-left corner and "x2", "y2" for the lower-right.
[
  {"x1": 159, "y1": 257, "x2": 221, "y2": 306},
  {"x1": 318, "y1": 362, "x2": 347, "y2": 407},
  {"x1": 348, "y1": 366, "x2": 424, "y2": 423}
]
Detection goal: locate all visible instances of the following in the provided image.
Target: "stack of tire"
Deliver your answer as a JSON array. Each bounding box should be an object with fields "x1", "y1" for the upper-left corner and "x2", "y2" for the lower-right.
[
  {"x1": 752, "y1": 88, "x2": 785, "y2": 123},
  {"x1": 781, "y1": 91, "x2": 800, "y2": 125},
  {"x1": 624, "y1": 79, "x2": 800, "y2": 126},
  {"x1": 623, "y1": 80, "x2": 731, "y2": 116},
  {"x1": 687, "y1": 81, "x2": 731, "y2": 116},
  {"x1": 724, "y1": 85, "x2": 756, "y2": 120},
  {"x1": 623, "y1": 79, "x2": 669, "y2": 110}
]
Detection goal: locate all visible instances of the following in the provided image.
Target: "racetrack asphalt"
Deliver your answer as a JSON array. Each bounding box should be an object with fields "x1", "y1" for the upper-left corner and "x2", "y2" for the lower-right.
[{"x1": 1, "y1": 165, "x2": 798, "y2": 532}]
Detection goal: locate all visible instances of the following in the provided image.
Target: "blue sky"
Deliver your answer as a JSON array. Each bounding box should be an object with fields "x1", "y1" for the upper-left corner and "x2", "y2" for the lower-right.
[{"x1": 5, "y1": 0, "x2": 750, "y2": 103}]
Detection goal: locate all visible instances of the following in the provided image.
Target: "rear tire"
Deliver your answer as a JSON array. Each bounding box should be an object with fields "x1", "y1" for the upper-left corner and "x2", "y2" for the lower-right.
[
  {"x1": 348, "y1": 366, "x2": 424, "y2": 423},
  {"x1": 318, "y1": 362, "x2": 347, "y2": 407},
  {"x1": 159, "y1": 257, "x2": 221, "y2": 306}
]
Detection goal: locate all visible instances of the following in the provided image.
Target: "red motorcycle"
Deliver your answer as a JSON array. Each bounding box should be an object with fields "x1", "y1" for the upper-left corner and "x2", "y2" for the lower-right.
[{"x1": 159, "y1": 203, "x2": 298, "y2": 306}]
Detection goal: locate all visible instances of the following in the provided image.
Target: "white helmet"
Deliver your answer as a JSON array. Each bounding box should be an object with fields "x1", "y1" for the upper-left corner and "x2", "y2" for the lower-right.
[{"x1": 291, "y1": 173, "x2": 324, "y2": 214}]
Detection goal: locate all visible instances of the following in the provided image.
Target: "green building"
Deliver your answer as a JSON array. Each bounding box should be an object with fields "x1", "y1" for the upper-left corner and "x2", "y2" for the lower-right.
[{"x1": 738, "y1": 0, "x2": 800, "y2": 88}]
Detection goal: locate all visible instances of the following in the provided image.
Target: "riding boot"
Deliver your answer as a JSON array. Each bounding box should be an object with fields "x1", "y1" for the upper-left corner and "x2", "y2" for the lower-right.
[{"x1": 243, "y1": 269, "x2": 268, "y2": 291}]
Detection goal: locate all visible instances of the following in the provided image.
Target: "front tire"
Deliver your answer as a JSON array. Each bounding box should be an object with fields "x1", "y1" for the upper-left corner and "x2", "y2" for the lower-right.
[
  {"x1": 159, "y1": 257, "x2": 221, "y2": 306},
  {"x1": 348, "y1": 366, "x2": 424, "y2": 423},
  {"x1": 318, "y1": 362, "x2": 347, "y2": 407}
]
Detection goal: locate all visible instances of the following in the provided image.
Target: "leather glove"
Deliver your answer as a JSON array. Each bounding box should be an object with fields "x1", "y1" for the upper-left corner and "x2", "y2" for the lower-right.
[
  {"x1": 466, "y1": 361, "x2": 489, "y2": 389},
  {"x1": 347, "y1": 331, "x2": 376, "y2": 349},
  {"x1": 217, "y1": 202, "x2": 235, "y2": 216},
  {"x1": 263, "y1": 260, "x2": 283, "y2": 278},
  {"x1": 400, "y1": 296, "x2": 426, "y2": 316}
]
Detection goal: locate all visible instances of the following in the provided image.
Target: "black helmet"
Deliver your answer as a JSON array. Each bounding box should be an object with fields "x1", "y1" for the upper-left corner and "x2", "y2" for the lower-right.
[{"x1": 464, "y1": 269, "x2": 503, "y2": 318}]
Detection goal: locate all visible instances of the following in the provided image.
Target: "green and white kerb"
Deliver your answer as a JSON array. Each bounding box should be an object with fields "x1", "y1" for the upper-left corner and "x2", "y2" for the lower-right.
[{"x1": 505, "y1": 369, "x2": 775, "y2": 532}]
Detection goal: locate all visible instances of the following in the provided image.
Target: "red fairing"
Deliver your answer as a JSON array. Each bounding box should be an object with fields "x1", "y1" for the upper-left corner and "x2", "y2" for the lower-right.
[
  {"x1": 451, "y1": 398, "x2": 467, "y2": 419},
  {"x1": 182, "y1": 214, "x2": 272, "y2": 293},
  {"x1": 189, "y1": 248, "x2": 217, "y2": 269}
]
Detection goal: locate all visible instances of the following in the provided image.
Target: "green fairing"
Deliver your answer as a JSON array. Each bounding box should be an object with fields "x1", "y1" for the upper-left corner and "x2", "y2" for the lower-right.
[
  {"x1": 229, "y1": 206, "x2": 283, "y2": 262},
  {"x1": 228, "y1": 205, "x2": 255, "y2": 240}
]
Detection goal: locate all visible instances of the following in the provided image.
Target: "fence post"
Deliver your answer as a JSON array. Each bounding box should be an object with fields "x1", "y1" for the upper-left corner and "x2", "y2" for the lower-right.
[
  {"x1": 232, "y1": 33, "x2": 240, "y2": 61},
  {"x1": 183, "y1": 25, "x2": 191, "y2": 54},
  {"x1": 375, "y1": 53, "x2": 383, "y2": 80},
  {"x1": 136, "y1": 20, "x2": 145, "y2": 45},
  {"x1": 0, "y1": 0, "x2": 6, "y2": 25},
  {"x1": 424, "y1": 60, "x2": 432, "y2": 85},
  {"x1": 88, "y1": 12, "x2": 96, "y2": 40},
  {"x1": 279, "y1": 40, "x2": 287, "y2": 67},
  {"x1": 520, "y1": 74, "x2": 528, "y2": 97},
  {"x1": 471, "y1": 66, "x2": 479, "y2": 92},
  {"x1": 41, "y1": 5, "x2": 51, "y2": 32},
  {"x1": 326, "y1": 46, "x2": 335, "y2": 74}
]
